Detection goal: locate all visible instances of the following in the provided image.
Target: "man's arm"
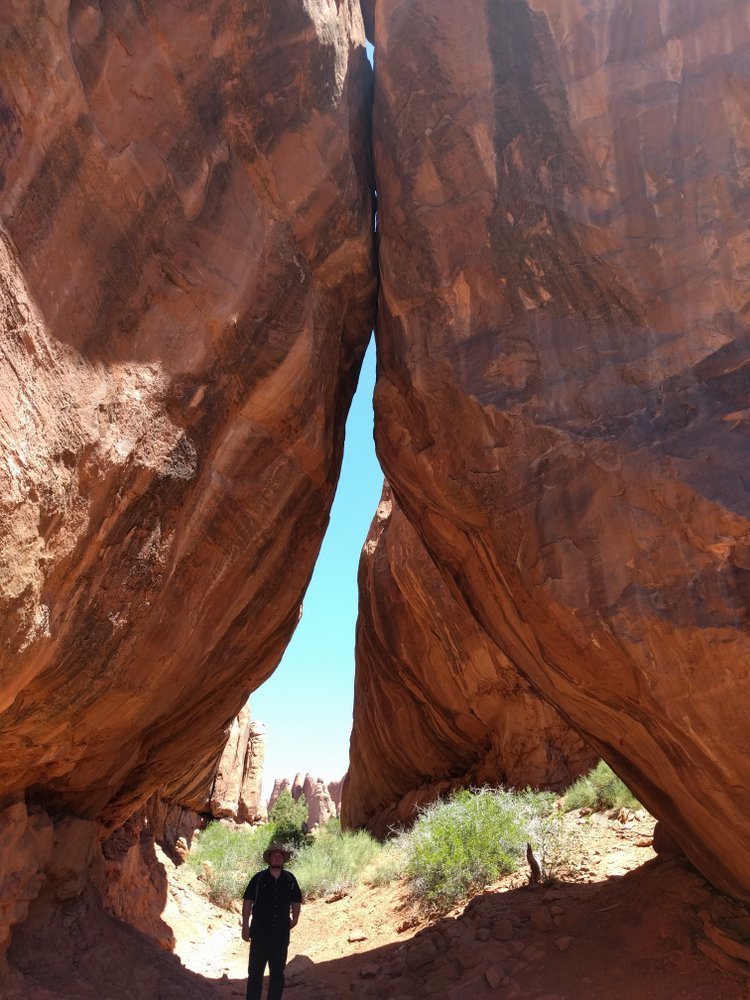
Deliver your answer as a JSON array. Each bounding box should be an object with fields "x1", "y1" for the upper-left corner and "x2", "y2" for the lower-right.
[
  {"x1": 242, "y1": 899, "x2": 252, "y2": 941},
  {"x1": 289, "y1": 873, "x2": 302, "y2": 929}
]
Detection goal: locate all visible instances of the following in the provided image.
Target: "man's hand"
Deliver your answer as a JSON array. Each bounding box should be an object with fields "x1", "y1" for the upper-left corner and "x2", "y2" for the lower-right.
[
  {"x1": 289, "y1": 916, "x2": 298, "y2": 930},
  {"x1": 241, "y1": 926, "x2": 251, "y2": 942}
]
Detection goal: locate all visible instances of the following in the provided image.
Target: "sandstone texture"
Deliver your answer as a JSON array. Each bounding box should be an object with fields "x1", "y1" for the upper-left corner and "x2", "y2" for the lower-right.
[
  {"x1": 209, "y1": 703, "x2": 266, "y2": 824},
  {"x1": 303, "y1": 774, "x2": 337, "y2": 827},
  {"x1": 0, "y1": 0, "x2": 374, "y2": 837},
  {"x1": 372, "y1": 0, "x2": 750, "y2": 898},
  {"x1": 268, "y1": 772, "x2": 338, "y2": 828},
  {"x1": 327, "y1": 778, "x2": 344, "y2": 815},
  {"x1": 343, "y1": 484, "x2": 596, "y2": 834}
]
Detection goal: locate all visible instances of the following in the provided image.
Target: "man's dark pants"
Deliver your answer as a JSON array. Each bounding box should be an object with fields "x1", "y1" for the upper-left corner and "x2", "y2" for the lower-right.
[{"x1": 246, "y1": 934, "x2": 289, "y2": 1000}]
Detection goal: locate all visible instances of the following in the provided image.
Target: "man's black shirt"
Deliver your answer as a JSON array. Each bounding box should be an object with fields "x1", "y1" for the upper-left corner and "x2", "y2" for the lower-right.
[{"x1": 243, "y1": 868, "x2": 302, "y2": 942}]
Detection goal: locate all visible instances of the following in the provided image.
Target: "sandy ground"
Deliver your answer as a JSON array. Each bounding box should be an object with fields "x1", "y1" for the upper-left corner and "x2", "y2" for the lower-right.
[
  {"x1": 163, "y1": 810, "x2": 750, "y2": 999},
  {"x1": 5, "y1": 810, "x2": 749, "y2": 998}
]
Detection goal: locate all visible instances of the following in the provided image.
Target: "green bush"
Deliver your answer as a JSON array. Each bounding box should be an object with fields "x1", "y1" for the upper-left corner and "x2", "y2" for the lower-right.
[
  {"x1": 564, "y1": 760, "x2": 641, "y2": 812},
  {"x1": 402, "y1": 788, "x2": 549, "y2": 912},
  {"x1": 188, "y1": 817, "x2": 381, "y2": 908},
  {"x1": 320, "y1": 816, "x2": 341, "y2": 835},
  {"x1": 367, "y1": 836, "x2": 409, "y2": 888},
  {"x1": 187, "y1": 821, "x2": 270, "y2": 908},
  {"x1": 269, "y1": 789, "x2": 307, "y2": 829},
  {"x1": 268, "y1": 789, "x2": 309, "y2": 853},
  {"x1": 289, "y1": 828, "x2": 382, "y2": 899}
]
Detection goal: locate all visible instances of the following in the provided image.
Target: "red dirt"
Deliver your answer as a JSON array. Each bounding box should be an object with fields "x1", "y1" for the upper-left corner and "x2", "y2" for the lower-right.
[{"x1": 5, "y1": 810, "x2": 750, "y2": 998}]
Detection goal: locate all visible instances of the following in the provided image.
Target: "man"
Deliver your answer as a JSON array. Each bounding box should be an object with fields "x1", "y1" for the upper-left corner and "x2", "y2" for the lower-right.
[{"x1": 241, "y1": 841, "x2": 302, "y2": 1000}]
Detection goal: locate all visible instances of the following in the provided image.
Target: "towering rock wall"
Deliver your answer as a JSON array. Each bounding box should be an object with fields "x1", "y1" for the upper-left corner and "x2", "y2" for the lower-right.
[
  {"x1": 0, "y1": 0, "x2": 375, "y2": 836},
  {"x1": 343, "y1": 484, "x2": 596, "y2": 835},
  {"x1": 371, "y1": 0, "x2": 750, "y2": 899},
  {"x1": 0, "y1": 0, "x2": 374, "y2": 964}
]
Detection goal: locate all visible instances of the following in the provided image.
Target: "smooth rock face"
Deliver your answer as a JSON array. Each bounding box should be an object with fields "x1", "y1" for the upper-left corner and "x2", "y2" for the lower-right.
[
  {"x1": 373, "y1": 0, "x2": 750, "y2": 898},
  {"x1": 343, "y1": 484, "x2": 595, "y2": 834},
  {"x1": 327, "y1": 778, "x2": 344, "y2": 815},
  {"x1": 0, "y1": 0, "x2": 375, "y2": 829}
]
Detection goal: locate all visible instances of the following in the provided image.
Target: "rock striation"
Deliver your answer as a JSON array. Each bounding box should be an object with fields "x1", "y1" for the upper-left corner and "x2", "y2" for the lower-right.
[
  {"x1": 371, "y1": 0, "x2": 750, "y2": 899},
  {"x1": 209, "y1": 704, "x2": 266, "y2": 824},
  {"x1": 0, "y1": 0, "x2": 374, "y2": 839},
  {"x1": 343, "y1": 484, "x2": 596, "y2": 834},
  {"x1": 0, "y1": 0, "x2": 374, "y2": 963},
  {"x1": 2, "y1": 6, "x2": 750, "y2": 988}
]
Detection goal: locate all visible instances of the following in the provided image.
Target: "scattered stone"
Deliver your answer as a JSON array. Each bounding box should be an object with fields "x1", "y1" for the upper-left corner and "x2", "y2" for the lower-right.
[
  {"x1": 397, "y1": 916, "x2": 421, "y2": 933},
  {"x1": 485, "y1": 964, "x2": 505, "y2": 989},
  {"x1": 492, "y1": 918, "x2": 514, "y2": 941},
  {"x1": 523, "y1": 944, "x2": 546, "y2": 961},
  {"x1": 456, "y1": 941, "x2": 486, "y2": 970},
  {"x1": 476, "y1": 927, "x2": 491, "y2": 941},
  {"x1": 405, "y1": 937, "x2": 439, "y2": 971},
  {"x1": 555, "y1": 936, "x2": 574, "y2": 952},
  {"x1": 530, "y1": 907, "x2": 554, "y2": 932},
  {"x1": 359, "y1": 962, "x2": 380, "y2": 978},
  {"x1": 422, "y1": 958, "x2": 460, "y2": 992},
  {"x1": 348, "y1": 929, "x2": 368, "y2": 942}
]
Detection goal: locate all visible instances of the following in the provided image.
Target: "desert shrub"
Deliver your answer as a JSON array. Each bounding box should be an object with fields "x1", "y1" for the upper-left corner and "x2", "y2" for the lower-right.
[
  {"x1": 268, "y1": 789, "x2": 309, "y2": 853},
  {"x1": 187, "y1": 821, "x2": 270, "y2": 908},
  {"x1": 289, "y1": 828, "x2": 381, "y2": 899},
  {"x1": 564, "y1": 760, "x2": 641, "y2": 813},
  {"x1": 268, "y1": 789, "x2": 307, "y2": 829},
  {"x1": 519, "y1": 793, "x2": 584, "y2": 879},
  {"x1": 367, "y1": 835, "x2": 409, "y2": 888},
  {"x1": 402, "y1": 787, "x2": 546, "y2": 912}
]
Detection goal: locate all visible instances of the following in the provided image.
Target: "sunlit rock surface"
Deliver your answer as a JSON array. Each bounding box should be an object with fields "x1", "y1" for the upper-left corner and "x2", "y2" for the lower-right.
[
  {"x1": 343, "y1": 484, "x2": 596, "y2": 835},
  {"x1": 209, "y1": 704, "x2": 266, "y2": 824},
  {"x1": 0, "y1": 0, "x2": 375, "y2": 840},
  {"x1": 372, "y1": 0, "x2": 750, "y2": 898}
]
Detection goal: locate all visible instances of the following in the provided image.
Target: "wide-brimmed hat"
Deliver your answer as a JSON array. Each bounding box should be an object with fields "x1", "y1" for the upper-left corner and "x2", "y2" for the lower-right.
[{"x1": 263, "y1": 842, "x2": 290, "y2": 864}]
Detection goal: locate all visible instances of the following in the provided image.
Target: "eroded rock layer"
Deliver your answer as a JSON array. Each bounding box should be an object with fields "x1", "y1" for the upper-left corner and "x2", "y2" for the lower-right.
[
  {"x1": 372, "y1": 0, "x2": 750, "y2": 899},
  {"x1": 343, "y1": 484, "x2": 596, "y2": 835},
  {"x1": 0, "y1": 0, "x2": 375, "y2": 834},
  {"x1": 209, "y1": 704, "x2": 266, "y2": 824}
]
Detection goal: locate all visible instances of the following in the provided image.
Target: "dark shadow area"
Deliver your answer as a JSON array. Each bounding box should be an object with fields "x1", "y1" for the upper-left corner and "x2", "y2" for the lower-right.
[{"x1": 6, "y1": 856, "x2": 748, "y2": 999}]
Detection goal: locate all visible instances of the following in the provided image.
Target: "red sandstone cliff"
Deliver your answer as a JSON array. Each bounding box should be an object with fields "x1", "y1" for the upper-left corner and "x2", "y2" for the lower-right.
[
  {"x1": 0, "y1": 0, "x2": 374, "y2": 827},
  {"x1": 343, "y1": 484, "x2": 596, "y2": 835},
  {"x1": 371, "y1": 0, "x2": 750, "y2": 899},
  {"x1": 3, "y1": 6, "x2": 750, "y2": 990},
  {"x1": 0, "y1": 0, "x2": 374, "y2": 961}
]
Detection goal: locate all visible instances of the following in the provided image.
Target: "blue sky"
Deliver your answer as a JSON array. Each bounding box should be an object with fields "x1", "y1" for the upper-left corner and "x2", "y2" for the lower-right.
[{"x1": 251, "y1": 337, "x2": 383, "y2": 797}]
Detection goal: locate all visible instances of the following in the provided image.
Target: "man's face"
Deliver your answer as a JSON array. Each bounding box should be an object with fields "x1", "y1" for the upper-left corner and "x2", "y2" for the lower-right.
[{"x1": 269, "y1": 851, "x2": 285, "y2": 868}]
